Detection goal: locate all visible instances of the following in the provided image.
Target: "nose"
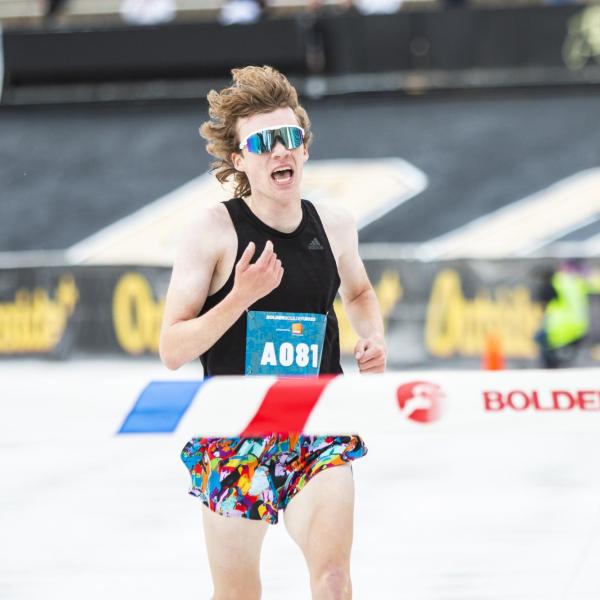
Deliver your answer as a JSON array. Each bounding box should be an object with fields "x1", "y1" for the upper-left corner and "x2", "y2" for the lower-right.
[{"x1": 271, "y1": 137, "x2": 291, "y2": 157}]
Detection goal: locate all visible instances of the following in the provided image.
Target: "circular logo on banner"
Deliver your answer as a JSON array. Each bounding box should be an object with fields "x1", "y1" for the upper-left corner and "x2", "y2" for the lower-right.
[{"x1": 396, "y1": 381, "x2": 444, "y2": 423}]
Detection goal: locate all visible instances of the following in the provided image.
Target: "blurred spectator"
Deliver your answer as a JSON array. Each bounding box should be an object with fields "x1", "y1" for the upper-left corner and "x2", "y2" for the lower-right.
[
  {"x1": 120, "y1": 0, "x2": 176, "y2": 25},
  {"x1": 307, "y1": 0, "x2": 357, "y2": 14},
  {"x1": 533, "y1": 259, "x2": 591, "y2": 368},
  {"x1": 219, "y1": 0, "x2": 265, "y2": 25},
  {"x1": 354, "y1": 0, "x2": 402, "y2": 15},
  {"x1": 301, "y1": 0, "x2": 358, "y2": 76},
  {"x1": 43, "y1": 0, "x2": 69, "y2": 21}
]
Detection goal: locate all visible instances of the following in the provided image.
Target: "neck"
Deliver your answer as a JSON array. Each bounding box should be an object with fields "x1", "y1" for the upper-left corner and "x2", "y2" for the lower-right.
[{"x1": 244, "y1": 194, "x2": 303, "y2": 233}]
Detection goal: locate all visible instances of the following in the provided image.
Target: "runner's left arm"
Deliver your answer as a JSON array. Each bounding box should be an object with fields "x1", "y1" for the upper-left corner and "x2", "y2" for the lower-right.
[{"x1": 333, "y1": 210, "x2": 387, "y2": 374}]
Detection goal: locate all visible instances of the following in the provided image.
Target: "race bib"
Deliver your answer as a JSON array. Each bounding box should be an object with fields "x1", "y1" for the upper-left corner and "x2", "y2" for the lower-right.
[{"x1": 245, "y1": 311, "x2": 327, "y2": 376}]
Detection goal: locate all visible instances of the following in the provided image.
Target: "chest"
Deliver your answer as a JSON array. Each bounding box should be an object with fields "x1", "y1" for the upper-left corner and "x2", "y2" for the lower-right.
[
  {"x1": 252, "y1": 232, "x2": 340, "y2": 312},
  {"x1": 209, "y1": 215, "x2": 340, "y2": 299}
]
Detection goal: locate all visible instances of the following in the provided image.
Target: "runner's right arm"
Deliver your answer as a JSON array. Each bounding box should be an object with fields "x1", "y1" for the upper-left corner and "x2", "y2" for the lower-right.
[{"x1": 159, "y1": 208, "x2": 283, "y2": 370}]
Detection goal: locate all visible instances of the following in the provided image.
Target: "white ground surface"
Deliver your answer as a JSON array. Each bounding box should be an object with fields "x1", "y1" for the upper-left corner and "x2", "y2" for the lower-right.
[{"x1": 2, "y1": 359, "x2": 600, "y2": 600}]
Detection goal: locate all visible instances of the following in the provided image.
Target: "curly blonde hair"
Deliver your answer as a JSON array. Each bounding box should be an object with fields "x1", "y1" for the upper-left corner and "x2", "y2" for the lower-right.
[{"x1": 200, "y1": 65, "x2": 312, "y2": 198}]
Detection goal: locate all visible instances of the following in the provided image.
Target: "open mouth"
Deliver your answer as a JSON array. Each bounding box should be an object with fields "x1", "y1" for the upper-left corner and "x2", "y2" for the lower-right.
[{"x1": 271, "y1": 167, "x2": 294, "y2": 184}]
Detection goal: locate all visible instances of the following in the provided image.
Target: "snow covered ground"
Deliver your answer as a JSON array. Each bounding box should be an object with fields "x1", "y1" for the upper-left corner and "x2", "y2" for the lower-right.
[{"x1": 2, "y1": 359, "x2": 600, "y2": 599}]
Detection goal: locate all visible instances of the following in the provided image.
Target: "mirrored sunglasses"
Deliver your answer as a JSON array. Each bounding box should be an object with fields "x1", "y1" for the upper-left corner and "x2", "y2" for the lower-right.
[{"x1": 239, "y1": 125, "x2": 305, "y2": 155}]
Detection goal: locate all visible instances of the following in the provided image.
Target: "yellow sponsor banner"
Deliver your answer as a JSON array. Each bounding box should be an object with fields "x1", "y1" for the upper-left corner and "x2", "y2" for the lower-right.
[
  {"x1": 336, "y1": 267, "x2": 546, "y2": 361},
  {"x1": 111, "y1": 270, "x2": 406, "y2": 358},
  {"x1": 335, "y1": 270, "x2": 403, "y2": 355},
  {"x1": 425, "y1": 269, "x2": 543, "y2": 359},
  {"x1": 0, "y1": 274, "x2": 79, "y2": 353},
  {"x1": 112, "y1": 272, "x2": 164, "y2": 355},
  {"x1": 0, "y1": 264, "x2": 591, "y2": 360},
  {"x1": 109, "y1": 268, "x2": 546, "y2": 361}
]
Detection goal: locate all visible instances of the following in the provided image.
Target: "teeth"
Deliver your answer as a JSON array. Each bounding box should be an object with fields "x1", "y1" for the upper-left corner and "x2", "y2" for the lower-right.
[{"x1": 272, "y1": 167, "x2": 293, "y2": 182}]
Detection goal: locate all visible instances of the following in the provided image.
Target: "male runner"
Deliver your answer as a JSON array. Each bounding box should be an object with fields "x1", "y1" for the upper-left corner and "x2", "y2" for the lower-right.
[{"x1": 159, "y1": 65, "x2": 386, "y2": 600}]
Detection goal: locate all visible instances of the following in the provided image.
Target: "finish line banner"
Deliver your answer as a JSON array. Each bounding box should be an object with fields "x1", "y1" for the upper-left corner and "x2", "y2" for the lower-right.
[{"x1": 119, "y1": 370, "x2": 600, "y2": 440}]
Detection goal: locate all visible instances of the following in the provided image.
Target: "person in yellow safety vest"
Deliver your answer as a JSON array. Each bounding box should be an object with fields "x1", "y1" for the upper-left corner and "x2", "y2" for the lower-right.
[{"x1": 535, "y1": 259, "x2": 592, "y2": 368}]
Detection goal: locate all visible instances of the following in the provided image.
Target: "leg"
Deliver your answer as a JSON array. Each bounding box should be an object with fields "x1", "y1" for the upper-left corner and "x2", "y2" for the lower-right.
[
  {"x1": 202, "y1": 504, "x2": 269, "y2": 600},
  {"x1": 283, "y1": 465, "x2": 355, "y2": 600},
  {"x1": 536, "y1": 329, "x2": 556, "y2": 368}
]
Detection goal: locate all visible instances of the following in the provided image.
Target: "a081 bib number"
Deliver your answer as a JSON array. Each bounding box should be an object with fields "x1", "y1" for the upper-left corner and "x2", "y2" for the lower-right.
[
  {"x1": 261, "y1": 342, "x2": 320, "y2": 369},
  {"x1": 245, "y1": 310, "x2": 327, "y2": 375}
]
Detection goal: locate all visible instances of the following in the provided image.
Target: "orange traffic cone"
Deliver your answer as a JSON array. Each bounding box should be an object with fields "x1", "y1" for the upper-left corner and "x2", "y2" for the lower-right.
[{"x1": 482, "y1": 333, "x2": 505, "y2": 370}]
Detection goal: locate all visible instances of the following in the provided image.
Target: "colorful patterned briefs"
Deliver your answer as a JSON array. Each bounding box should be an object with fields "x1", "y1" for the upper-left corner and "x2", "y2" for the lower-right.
[{"x1": 181, "y1": 434, "x2": 367, "y2": 524}]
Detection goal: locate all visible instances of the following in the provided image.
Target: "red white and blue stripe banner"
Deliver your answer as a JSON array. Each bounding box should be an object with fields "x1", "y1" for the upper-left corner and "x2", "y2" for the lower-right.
[{"x1": 118, "y1": 370, "x2": 600, "y2": 439}]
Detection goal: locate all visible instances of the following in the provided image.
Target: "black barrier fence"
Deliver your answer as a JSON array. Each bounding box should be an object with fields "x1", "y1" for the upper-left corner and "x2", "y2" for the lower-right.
[
  {"x1": 2, "y1": 19, "x2": 307, "y2": 85},
  {"x1": 318, "y1": 6, "x2": 586, "y2": 75},
  {"x1": 2, "y1": 5, "x2": 600, "y2": 96},
  {"x1": 1, "y1": 259, "x2": 598, "y2": 367}
]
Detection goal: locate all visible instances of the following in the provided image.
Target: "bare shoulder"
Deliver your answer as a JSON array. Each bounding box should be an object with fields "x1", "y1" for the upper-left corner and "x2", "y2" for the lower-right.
[
  {"x1": 311, "y1": 200, "x2": 355, "y2": 231},
  {"x1": 163, "y1": 201, "x2": 234, "y2": 324},
  {"x1": 310, "y1": 200, "x2": 357, "y2": 261},
  {"x1": 170, "y1": 201, "x2": 234, "y2": 292},
  {"x1": 177, "y1": 201, "x2": 233, "y2": 262}
]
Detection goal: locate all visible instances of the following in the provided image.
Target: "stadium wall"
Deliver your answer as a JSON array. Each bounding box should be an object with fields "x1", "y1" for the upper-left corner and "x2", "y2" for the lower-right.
[
  {"x1": 2, "y1": 5, "x2": 600, "y2": 103},
  {"x1": 1, "y1": 259, "x2": 598, "y2": 365}
]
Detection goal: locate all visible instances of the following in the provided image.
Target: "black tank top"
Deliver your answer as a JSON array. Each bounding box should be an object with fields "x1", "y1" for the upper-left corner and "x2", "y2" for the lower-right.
[{"x1": 199, "y1": 198, "x2": 343, "y2": 376}]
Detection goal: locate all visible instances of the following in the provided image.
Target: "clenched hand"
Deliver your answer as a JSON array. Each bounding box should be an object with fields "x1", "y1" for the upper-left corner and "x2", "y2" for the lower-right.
[{"x1": 354, "y1": 333, "x2": 387, "y2": 374}]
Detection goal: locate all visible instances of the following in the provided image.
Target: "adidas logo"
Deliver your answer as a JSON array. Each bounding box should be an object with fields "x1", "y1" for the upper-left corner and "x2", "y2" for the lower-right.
[{"x1": 307, "y1": 237, "x2": 324, "y2": 250}]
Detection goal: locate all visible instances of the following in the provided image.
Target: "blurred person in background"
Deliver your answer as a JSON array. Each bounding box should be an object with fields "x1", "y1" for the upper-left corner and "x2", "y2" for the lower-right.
[
  {"x1": 120, "y1": 0, "x2": 175, "y2": 25},
  {"x1": 43, "y1": 0, "x2": 69, "y2": 23},
  {"x1": 219, "y1": 0, "x2": 266, "y2": 25},
  {"x1": 534, "y1": 259, "x2": 592, "y2": 368},
  {"x1": 160, "y1": 65, "x2": 386, "y2": 600},
  {"x1": 302, "y1": 0, "x2": 358, "y2": 75},
  {"x1": 354, "y1": 0, "x2": 402, "y2": 15},
  {"x1": 306, "y1": 0, "x2": 357, "y2": 14}
]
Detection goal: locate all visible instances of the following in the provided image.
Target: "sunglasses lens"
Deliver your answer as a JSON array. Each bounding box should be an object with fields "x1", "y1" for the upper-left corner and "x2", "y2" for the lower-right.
[
  {"x1": 278, "y1": 126, "x2": 303, "y2": 149},
  {"x1": 243, "y1": 126, "x2": 304, "y2": 154},
  {"x1": 245, "y1": 133, "x2": 267, "y2": 154}
]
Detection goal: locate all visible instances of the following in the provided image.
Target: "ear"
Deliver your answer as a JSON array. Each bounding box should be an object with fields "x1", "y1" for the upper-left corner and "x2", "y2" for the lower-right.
[
  {"x1": 231, "y1": 151, "x2": 245, "y2": 172},
  {"x1": 303, "y1": 144, "x2": 309, "y2": 162}
]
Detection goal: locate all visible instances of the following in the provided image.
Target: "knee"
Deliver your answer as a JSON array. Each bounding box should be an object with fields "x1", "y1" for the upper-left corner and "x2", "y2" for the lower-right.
[{"x1": 312, "y1": 564, "x2": 352, "y2": 600}]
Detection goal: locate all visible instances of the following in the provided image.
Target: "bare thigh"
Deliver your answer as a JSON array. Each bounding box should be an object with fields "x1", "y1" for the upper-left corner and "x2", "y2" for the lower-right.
[
  {"x1": 202, "y1": 505, "x2": 269, "y2": 600},
  {"x1": 283, "y1": 465, "x2": 355, "y2": 595}
]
